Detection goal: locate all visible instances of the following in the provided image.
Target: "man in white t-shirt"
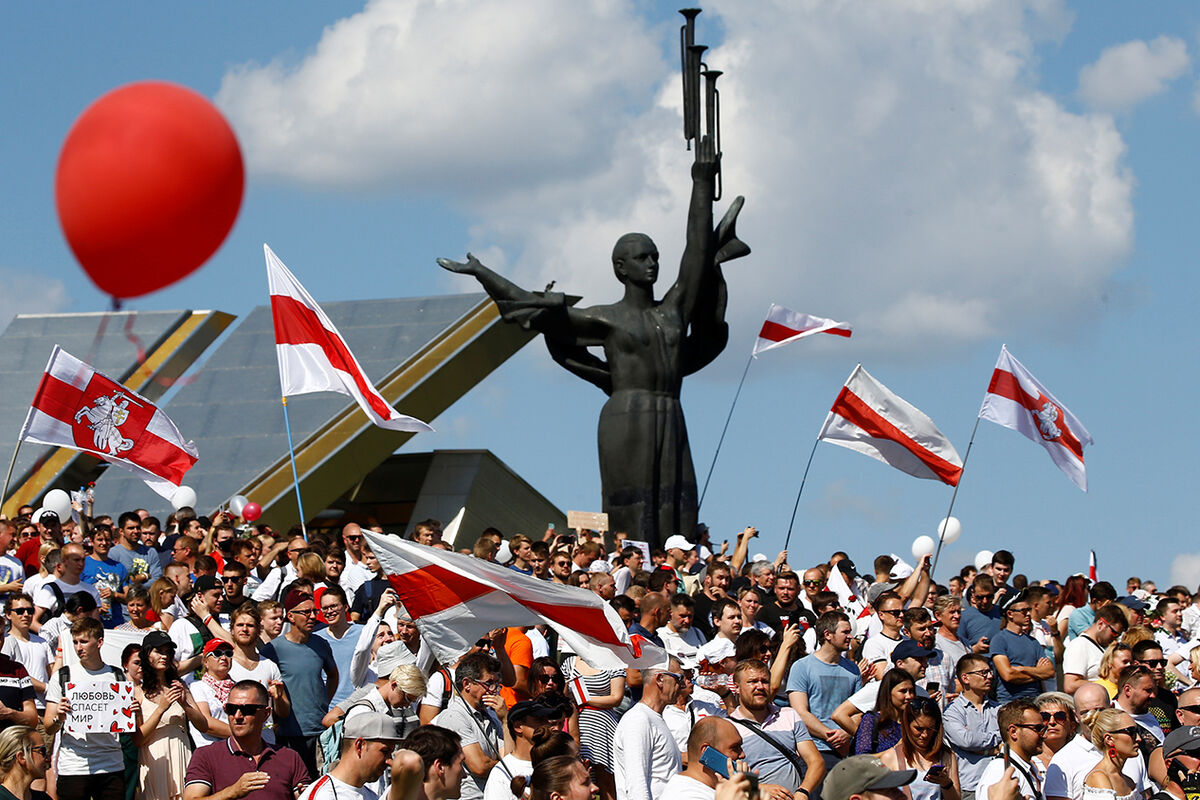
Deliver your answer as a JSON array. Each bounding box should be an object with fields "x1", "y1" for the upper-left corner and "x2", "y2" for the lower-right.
[
  {"x1": 614, "y1": 657, "x2": 684, "y2": 800},
  {"x1": 661, "y1": 716, "x2": 747, "y2": 800},
  {"x1": 298, "y1": 712, "x2": 422, "y2": 800},
  {"x1": 861, "y1": 591, "x2": 905, "y2": 667},
  {"x1": 0, "y1": 519, "x2": 26, "y2": 599},
  {"x1": 1, "y1": 593, "x2": 52, "y2": 710},
  {"x1": 32, "y1": 543, "x2": 100, "y2": 632},
  {"x1": 43, "y1": 617, "x2": 126, "y2": 800},
  {"x1": 482, "y1": 700, "x2": 556, "y2": 800},
  {"x1": 1062, "y1": 604, "x2": 1128, "y2": 693}
]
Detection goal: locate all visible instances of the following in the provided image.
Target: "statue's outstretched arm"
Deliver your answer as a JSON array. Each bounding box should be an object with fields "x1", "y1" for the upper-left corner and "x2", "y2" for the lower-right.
[{"x1": 438, "y1": 253, "x2": 609, "y2": 346}]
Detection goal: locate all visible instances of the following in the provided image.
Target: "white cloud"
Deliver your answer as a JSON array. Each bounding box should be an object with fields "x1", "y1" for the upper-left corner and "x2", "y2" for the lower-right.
[
  {"x1": 0, "y1": 269, "x2": 70, "y2": 332},
  {"x1": 1078, "y1": 36, "x2": 1190, "y2": 112},
  {"x1": 217, "y1": 0, "x2": 664, "y2": 193},
  {"x1": 1171, "y1": 552, "x2": 1200, "y2": 591},
  {"x1": 219, "y1": 0, "x2": 1135, "y2": 360}
]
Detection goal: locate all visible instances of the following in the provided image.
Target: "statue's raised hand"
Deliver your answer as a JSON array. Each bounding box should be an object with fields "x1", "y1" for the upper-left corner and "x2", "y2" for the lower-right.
[
  {"x1": 436, "y1": 253, "x2": 483, "y2": 275},
  {"x1": 692, "y1": 133, "x2": 719, "y2": 180}
]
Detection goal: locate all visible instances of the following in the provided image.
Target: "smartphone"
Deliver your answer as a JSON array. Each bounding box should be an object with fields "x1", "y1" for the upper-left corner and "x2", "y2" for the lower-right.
[
  {"x1": 548, "y1": 523, "x2": 556, "y2": 531},
  {"x1": 926, "y1": 682, "x2": 940, "y2": 694},
  {"x1": 927, "y1": 764, "x2": 946, "y2": 781},
  {"x1": 698, "y1": 745, "x2": 731, "y2": 778}
]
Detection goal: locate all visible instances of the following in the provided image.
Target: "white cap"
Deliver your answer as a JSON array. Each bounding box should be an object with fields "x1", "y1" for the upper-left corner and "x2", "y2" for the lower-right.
[
  {"x1": 700, "y1": 637, "x2": 737, "y2": 664},
  {"x1": 751, "y1": 553, "x2": 768, "y2": 564},
  {"x1": 664, "y1": 535, "x2": 694, "y2": 551},
  {"x1": 588, "y1": 560, "x2": 611, "y2": 573}
]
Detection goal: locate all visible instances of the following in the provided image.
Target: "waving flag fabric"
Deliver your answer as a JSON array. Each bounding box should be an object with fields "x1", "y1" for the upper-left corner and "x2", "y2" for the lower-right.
[
  {"x1": 365, "y1": 532, "x2": 655, "y2": 669},
  {"x1": 18, "y1": 346, "x2": 197, "y2": 499},
  {"x1": 265, "y1": 244, "x2": 432, "y2": 433},
  {"x1": 979, "y1": 345, "x2": 1092, "y2": 491},
  {"x1": 819, "y1": 365, "x2": 963, "y2": 486},
  {"x1": 753, "y1": 304, "x2": 851, "y2": 356}
]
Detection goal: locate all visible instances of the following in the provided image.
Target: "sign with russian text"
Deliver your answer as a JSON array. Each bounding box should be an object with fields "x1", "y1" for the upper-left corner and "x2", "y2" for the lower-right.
[{"x1": 64, "y1": 680, "x2": 136, "y2": 736}]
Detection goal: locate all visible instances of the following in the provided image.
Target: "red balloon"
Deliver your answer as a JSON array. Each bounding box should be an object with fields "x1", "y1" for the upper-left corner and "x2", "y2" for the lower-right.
[
  {"x1": 241, "y1": 502, "x2": 262, "y2": 523},
  {"x1": 55, "y1": 81, "x2": 244, "y2": 299}
]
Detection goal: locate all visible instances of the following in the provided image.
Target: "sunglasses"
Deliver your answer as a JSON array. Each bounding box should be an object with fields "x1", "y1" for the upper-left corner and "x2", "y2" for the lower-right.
[
  {"x1": 1013, "y1": 723, "x2": 1047, "y2": 734},
  {"x1": 224, "y1": 703, "x2": 267, "y2": 717},
  {"x1": 878, "y1": 608, "x2": 904, "y2": 617},
  {"x1": 1179, "y1": 704, "x2": 1200, "y2": 715},
  {"x1": 1041, "y1": 711, "x2": 1070, "y2": 723},
  {"x1": 29, "y1": 746, "x2": 48, "y2": 758},
  {"x1": 207, "y1": 647, "x2": 234, "y2": 658},
  {"x1": 1140, "y1": 658, "x2": 1168, "y2": 668},
  {"x1": 345, "y1": 535, "x2": 363, "y2": 541},
  {"x1": 535, "y1": 673, "x2": 563, "y2": 684},
  {"x1": 802, "y1": 580, "x2": 823, "y2": 587},
  {"x1": 1110, "y1": 726, "x2": 1141, "y2": 740},
  {"x1": 9, "y1": 608, "x2": 34, "y2": 616},
  {"x1": 289, "y1": 608, "x2": 317, "y2": 616}
]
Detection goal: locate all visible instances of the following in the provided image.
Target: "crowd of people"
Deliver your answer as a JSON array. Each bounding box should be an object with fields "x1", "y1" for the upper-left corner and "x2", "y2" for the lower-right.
[{"x1": 0, "y1": 500, "x2": 1196, "y2": 800}]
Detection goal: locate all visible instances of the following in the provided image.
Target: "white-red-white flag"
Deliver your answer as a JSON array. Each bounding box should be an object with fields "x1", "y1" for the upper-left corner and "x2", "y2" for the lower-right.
[
  {"x1": 753, "y1": 304, "x2": 851, "y2": 356},
  {"x1": 819, "y1": 365, "x2": 963, "y2": 486},
  {"x1": 365, "y1": 532, "x2": 656, "y2": 669},
  {"x1": 17, "y1": 346, "x2": 197, "y2": 499},
  {"x1": 978, "y1": 345, "x2": 1092, "y2": 491},
  {"x1": 1089, "y1": 550, "x2": 1097, "y2": 582},
  {"x1": 265, "y1": 244, "x2": 432, "y2": 433}
]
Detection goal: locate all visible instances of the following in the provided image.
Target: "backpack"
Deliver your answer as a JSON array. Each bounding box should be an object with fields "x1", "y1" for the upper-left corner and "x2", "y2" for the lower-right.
[
  {"x1": 36, "y1": 583, "x2": 67, "y2": 626},
  {"x1": 318, "y1": 698, "x2": 378, "y2": 774}
]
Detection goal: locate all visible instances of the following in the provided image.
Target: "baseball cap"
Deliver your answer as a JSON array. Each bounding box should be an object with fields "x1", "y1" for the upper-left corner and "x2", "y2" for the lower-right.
[
  {"x1": 1164, "y1": 726, "x2": 1200, "y2": 758},
  {"x1": 375, "y1": 641, "x2": 416, "y2": 676},
  {"x1": 142, "y1": 630, "x2": 174, "y2": 652},
  {"x1": 588, "y1": 560, "x2": 612, "y2": 574},
  {"x1": 700, "y1": 637, "x2": 737, "y2": 664},
  {"x1": 33, "y1": 509, "x2": 60, "y2": 525},
  {"x1": 891, "y1": 639, "x2": 935, "y2": 663},
  {"x1": 343, "y1": 712, "x2": 404, "y2": 743},
  {"x1": 283, "y1": 589, "x2": 311, "y2": 611},
  {"x1": 823, "y1": 755, "x2": 916, "y2": 800},
  {"x1": 193, "y1": 575, "x2": 222, "y2": 593},
  {"x1": 508, "y1": 700, "x2": 558, "y2": 726},
  {"x1": 664, "y1": 535, "x2": 694, "y2": 552},
  {"x1": 866, "y1": 582, "x2": 898, "y2": 604},
  {"x1": 1118, "y1": 596, "x2": 1148, "y2": 613},
  {"x1": 203, "y1": 639, "x2": 234, "y2": 657}
]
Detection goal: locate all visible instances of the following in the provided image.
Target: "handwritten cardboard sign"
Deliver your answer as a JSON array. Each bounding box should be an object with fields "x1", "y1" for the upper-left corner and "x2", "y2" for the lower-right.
[
  {"x1": 64, "y1": 680, "x2": 136, "y2": 736},
  {"x1": 567, "y1": 510, "x2": 609, "y2": 533}
]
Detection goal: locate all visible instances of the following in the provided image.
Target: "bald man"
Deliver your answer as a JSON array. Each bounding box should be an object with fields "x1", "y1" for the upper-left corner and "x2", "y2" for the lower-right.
[
  {"x1": 630, "y1": 593, "x2": 670, "y2": 648},
  {"x1": 661, "y1": 717, "x2": 749, "y2": 800},
  {"x1": 340, "y1": 523, "x2": 373, "y2": 593},
  {"x1": 1044, "y1": 682, "x2": 1148, "y2": 800}
]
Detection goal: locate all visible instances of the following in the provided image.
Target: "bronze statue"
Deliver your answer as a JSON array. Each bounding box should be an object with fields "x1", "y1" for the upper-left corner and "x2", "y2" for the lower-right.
[{"x1": 438, "y1": 9, "x2": 747, "y2": 549}]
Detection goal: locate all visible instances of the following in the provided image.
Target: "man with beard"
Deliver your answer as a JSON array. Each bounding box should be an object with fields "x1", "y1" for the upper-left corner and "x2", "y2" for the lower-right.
[
  {"x1": 761, "y1": 571, "x2": 813, "y2": 634},
  {"x1": 731, "y1": 658, "x2": 825, "y2": 797},
  {"x1": 693, "y1": 563, "x2": 732, "y2": 639}
]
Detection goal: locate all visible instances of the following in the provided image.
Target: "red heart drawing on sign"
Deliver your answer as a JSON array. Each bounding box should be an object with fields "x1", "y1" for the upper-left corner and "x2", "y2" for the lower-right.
[
  {"x1": 67, "y1": 683, "x2": 76, "y2": 690},
  {"x1": 110, "y1": 683, "x2": 119, "y2": 692},
  {"x1": 110, "y1": 721, "x2": 121, "y2": 732},
  {"x1": 121, "y1": 707, "x2": 133, "y2": 717}
]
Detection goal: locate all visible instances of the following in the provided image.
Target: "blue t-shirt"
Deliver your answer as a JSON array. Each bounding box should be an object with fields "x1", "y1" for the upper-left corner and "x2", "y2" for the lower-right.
[
  {"x1": 81, "y1": 557, "x2": 129, "y2": 627},
  {"x1": 786, "y1": 654, "x2": 862, "y2": 752},
  {"x1": 314, "y1": 623, "x2": 364, "y2": 706},
  {"x1": 107, "y1": 542, "x2": 163, "y2": 585},
  {"x1": 991, "y1": 628, "x2": 1045, "y2": 702},
  {"x1": 262, "y1": 635, "x2": 338, "y2": 737},
  {"x1": 959, "y1": 605, "x2": 1003, "y2": 647},
  {"x1": 1068, "y1": 605, "x2": 1094, "y2": 639}
]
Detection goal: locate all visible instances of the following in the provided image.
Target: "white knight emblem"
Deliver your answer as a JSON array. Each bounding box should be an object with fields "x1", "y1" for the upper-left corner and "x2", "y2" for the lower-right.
[
  {"x1": 1035, "y1": 400, "x2": 1062, "y2": 441},
  {"x1": 74, "y1": 390, "x2": 141, "y2": 456}
]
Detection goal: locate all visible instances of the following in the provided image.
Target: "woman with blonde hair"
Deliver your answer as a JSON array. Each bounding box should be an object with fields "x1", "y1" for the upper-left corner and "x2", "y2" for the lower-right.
[
  {"x1": 1082, "y1": 707, "x2": 1140, "y2": 800},
  {"x1": 0, "y1": 725, "x2": 48, "y2": 800},
  {"x1": 148, "y1": 577, "x2": 178, "y2": 629},
  {"x1": 1093, "y1": 643, "x2": 1132, "y2": 699}
]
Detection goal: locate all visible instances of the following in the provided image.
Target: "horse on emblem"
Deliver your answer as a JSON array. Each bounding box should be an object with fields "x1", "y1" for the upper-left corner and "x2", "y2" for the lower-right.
[
  {"x1": 1035, "y1": 400, "x2": 1062, "y2": 441},
  {"x1": 74, "y1": 390, "x2": 140, "y2": 456}
]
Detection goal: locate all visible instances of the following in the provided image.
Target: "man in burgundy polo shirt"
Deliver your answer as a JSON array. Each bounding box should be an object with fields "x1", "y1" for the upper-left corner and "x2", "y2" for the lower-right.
[{"x1": 183, "y1": 679, "x2": 310, "y2": 800}]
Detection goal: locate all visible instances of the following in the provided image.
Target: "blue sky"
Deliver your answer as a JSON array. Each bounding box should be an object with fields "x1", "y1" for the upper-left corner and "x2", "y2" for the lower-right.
[{"x1": 3, "y1": 1, "x2": 1199, "y2": 587}]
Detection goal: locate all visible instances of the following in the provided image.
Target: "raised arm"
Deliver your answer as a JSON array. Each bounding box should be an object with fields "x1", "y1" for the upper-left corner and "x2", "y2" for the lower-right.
[{"x1": 662, "y1": 135, "x2": 718, "y2": 320}]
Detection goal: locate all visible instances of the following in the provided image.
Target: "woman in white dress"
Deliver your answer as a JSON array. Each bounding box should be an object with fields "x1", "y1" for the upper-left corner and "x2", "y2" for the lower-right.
[{"x1": 1082, "y1": 708, "x2": 1142, "y2": 800}]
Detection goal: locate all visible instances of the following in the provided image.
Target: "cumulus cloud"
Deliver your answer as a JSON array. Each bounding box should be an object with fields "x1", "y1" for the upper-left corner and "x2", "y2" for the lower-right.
[
  {"x1": 0, "y1": 269, "x2": 70, "y2": 332},
  {"x1": 219, "y1": 0, "x2": 1135, "y2": 360},
  {"x1": 1078, "y1": 36, "x2": 1190, "y2": 112},
  {"x1": 217, "y1": 0, "x2": 664, "y2": 193},
  {"x1": 1171, "y1": 552, "x2": 1200, "y2": 590}
]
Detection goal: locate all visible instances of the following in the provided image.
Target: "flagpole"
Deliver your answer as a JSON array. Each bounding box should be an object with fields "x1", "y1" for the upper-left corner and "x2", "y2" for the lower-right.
[
  {"x1": 784, "y1": 437, "x2": 821, "y2": 552},
  {"x1": 931, "y1": 416, "x2": 982, "y2": 577},
  {"x1": 280, "y1": 397, "x2": 308, "y2": 541},
  {"x1": 699, "y1": 352, "x2": 754, "y2": 509},
  {"x1": 0, "y1": 440, "x2": 22, "y2": 512}
]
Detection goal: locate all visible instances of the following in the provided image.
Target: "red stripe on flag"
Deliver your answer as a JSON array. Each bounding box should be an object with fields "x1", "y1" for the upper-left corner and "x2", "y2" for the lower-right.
[
  {"x1": 132, "y1": 426, "x2": 197, "y2": 484},
  {"x1": 270, "y1": 295, "x2": 395, "y2": 421},
  {"x1": 387, "y1": 565, "x2": 495, "y2": 617},
  {"x1": 987, "y1": 369, "x2": 1084, "y2": 461},
  {"x1": 831, "y1": 388, "x2": 963, "y2": 485},
  {"x1": 523, "y1": 599, "x2": 628, "y2": 648},
  {"x1": 758, "y1": 319, "x2": 849, "y2": 343},
  {"x1": 30, "y1": 374, "x2": 87, "y2": 426}
]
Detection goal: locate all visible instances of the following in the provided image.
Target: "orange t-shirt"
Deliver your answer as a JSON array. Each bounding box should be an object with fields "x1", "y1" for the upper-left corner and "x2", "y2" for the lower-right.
[{"x1": 499, "y1": 627, "x2": 534, "y2": 707}]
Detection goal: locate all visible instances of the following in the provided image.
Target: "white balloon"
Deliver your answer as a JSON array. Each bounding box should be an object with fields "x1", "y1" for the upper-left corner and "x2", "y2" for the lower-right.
[
  {"x1": 975, "y1": 550, "x2": 994, "y2": 571},
  {"x1": 937, "y1": 516, "x2": 962, "y2": 543},
  {"x1": 228, "y1": 494, "x2": 249, "y2": 516},
  {"x1": 43, "y1": 489, "x2": 72, "y2": 519},
  {"x1": 912, "y1": 535, "x2": 936, "y2": 560},
  {"x1": 172, "y1": 485, "x2": 197, "y2": 511}
]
